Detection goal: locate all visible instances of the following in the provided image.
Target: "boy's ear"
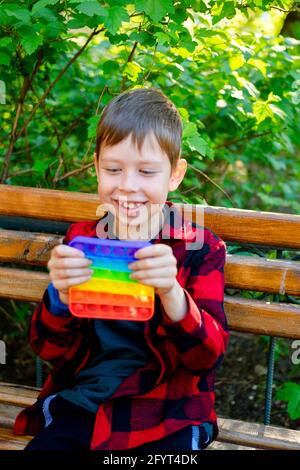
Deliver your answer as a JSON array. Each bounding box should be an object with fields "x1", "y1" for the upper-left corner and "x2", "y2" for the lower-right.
[
  {"x1": 168, "y1": 158, "x2": 187, "y2": 192},
  {"x1": 94, "y1": 152, "x2": 99, "y2": 180}
]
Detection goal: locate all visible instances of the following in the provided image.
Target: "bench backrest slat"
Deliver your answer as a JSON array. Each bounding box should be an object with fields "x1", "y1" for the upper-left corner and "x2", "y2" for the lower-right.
[
  {"x1": 0, "y1": 230, "x2": 61, "y2": 265},
  {"x1": 1, "y1": 267, "x2": 300, "y2": 339},
  {"x1": 225, "y1": 254, "x2": 300, "y2": 296},
  {"x1": 1, "y1": 185, "x2": 300, "y2": 248},
  {"x1": 1, "y1": 231, "x2": 299, "y2": 296}
]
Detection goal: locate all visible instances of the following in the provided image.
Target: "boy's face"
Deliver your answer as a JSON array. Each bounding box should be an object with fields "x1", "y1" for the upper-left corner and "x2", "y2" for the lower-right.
[{"x1": 94, "y1": 133, "x2": 187, "y2": 239}]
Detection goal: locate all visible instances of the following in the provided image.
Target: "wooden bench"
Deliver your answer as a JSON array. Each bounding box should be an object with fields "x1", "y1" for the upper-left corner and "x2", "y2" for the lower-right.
[{"x1": 0, "y1": 184, "x2": 300, "y2": 450}]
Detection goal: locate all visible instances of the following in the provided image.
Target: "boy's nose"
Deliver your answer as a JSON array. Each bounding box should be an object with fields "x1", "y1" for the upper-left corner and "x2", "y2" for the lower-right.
[{"x1": 118, "y1": 172, "x2": 139, "y2": 192}]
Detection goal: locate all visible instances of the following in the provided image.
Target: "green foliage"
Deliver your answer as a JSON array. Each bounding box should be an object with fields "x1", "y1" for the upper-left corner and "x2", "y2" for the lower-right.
[
  {"x1": 136, "y1": 0, "x2": 174, "y2": 22},
  {"x1": 260, "y1": 335, "x2": 290, "y2": 361},
  {"x1": 0, "y1": 0, "x2": 299, "y2": 208},
  {"x1": 276, "y1": 382, "x2": 300, "y2": 420}
]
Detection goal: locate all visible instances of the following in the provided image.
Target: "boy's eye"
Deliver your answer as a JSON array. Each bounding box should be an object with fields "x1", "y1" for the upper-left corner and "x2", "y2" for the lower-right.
[{"x1": 105, "y1": 168, "x2": 157, "y2": 175}]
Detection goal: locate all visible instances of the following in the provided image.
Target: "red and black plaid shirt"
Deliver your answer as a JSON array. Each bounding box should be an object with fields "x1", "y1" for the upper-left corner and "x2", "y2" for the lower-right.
[{"x1": 14, "y1": 202, "x2": 229, "y2": 450}]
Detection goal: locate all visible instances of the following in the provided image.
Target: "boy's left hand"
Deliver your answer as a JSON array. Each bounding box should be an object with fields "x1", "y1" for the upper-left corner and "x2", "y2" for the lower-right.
[{"x1": 128, "y1": 244, "x2": 177, "y2": 297}]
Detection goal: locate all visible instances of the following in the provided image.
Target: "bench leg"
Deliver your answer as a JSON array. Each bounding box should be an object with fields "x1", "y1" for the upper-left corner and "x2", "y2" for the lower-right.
[{"x1": 264, "y1": 336, "x2": 276, "y2": 425}]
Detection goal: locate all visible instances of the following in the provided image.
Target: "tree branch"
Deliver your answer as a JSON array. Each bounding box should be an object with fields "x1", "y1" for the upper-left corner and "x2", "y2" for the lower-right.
[
  {"x1": 54, "y1": 161, "x2": 94, "y2": 182},
  {"x1": 53, "y1": 85, "x2": 108, "y2": 184},
  {"x1": 16, "y1": 28, "x2": 104, "y2": 145},
  {"x1": 213, "y1": 131, "x2": 272, "y2": 149},
  {"x1": 120, "y1": 15, "x2": 143, "y2": 92},
  {"x1": 1, "y1": 51, "x2": 43, "y2": 183},
  {"x1": 121, "y1": 40, "x2": 139, "y2": 92},
  {"x1": 31, "y1": 85, "x2": 63, "y2": 147},
  {"x1": 188, "y1": 163, "x2": 233, "y2": 202}
]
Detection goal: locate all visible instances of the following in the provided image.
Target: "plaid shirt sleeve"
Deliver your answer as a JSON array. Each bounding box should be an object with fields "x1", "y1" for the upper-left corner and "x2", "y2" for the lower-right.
[
  {"x1": 28, "y1": 226, "x2": 88, "y2": 362},
  {"x1": 159, "y1": 234, "x2": 229, "y2": 372}
]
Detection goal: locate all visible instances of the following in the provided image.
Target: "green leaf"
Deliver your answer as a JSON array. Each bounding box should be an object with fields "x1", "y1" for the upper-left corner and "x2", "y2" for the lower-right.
[
  {"x1": 183, "y1": 121, "x2": 211, "y2": 157},
  {"x1": 67, "y1": 15, "x2": 92, "y2": 29},
  {"x1": 104, "y1": 6, "x2": 129, "y2": 35},
  {"x1": 0, "y1": 51, "x2": 11, "y2": 65},
  {"x1": 248, "y1": 58, "x2": 267, "y2": 77},
  {"x1": 21, "y1": 33, "x2": 43, "y2": 55},
  {"x1": 170, "y1": 7, "x2": 188, "y2": 23},
  {"x1": 253, "y1": 100, "x2": 273, "y2": 124},
  {"x1": 103, "y1": 60, "x2": 120, "y2": 75},
  {"x1": 135, "y1": 0, "x2": 174, "y2": 22},
  {"x1": 268, "y1": 104, "x2": 286, "y2": 121},
  {"x1": 236, "y1": 77, "x2": 259, "y2": 98},
  {"x1": 87, "y1": 115, "x2": 99, "y2": 139},
  {"x1": 123, "y1": 61, "x2": 142, "y2": 81},
  {"x1": 5, "y1": 8, "x2": 31, "y2": 23},
  {"x1": 253, "y1": 93, "x2": 286, "y2": 124},
  {"x1": 183, "y1": 121, "x2": 198, "y2": 139},
  {"x1": 131, "y1": 31, "x2": 156, "y2": 46},
  {"x1": 179, "y1": 31, "x2": 197, "y2": 52},
  {"x1": 31, "y1": 7, "x2": 58, "y2": 22},
  {"x1": 178, "y1": 107, "x2": 189, "y2": 122},
  {"x1": 76, "y1": 1, "x2": 107, "y2": 18},
  {"x1": 32, "y1": 0, "x2": 60, "y2": 14},
  {"x1": 0, "y1": 37, "x2": 13, "y2": 49},
  {"x1": 222, "y1": 1, "x2": 236, "y2": 19},
  {"x1": 154, "y1": 32, "x2": 170, "y2": 45},
  {"x1": 276, "y1": 382, "x2": 300, "y2": 420},
  {"x1": 187, "y1": 134, "x2": 210, "y2": 157},
  {"x1": 196, "y1": 29, "x2": 226, "y2": 38},
  {"x1": 229, "y1": 53, "x2": 245, "y2": 71},
  {"x1": 190, "y1": 0, "x2": 207, "y2": 13},
  {"x1": 170, "y1": 46, "x2": 190, "y2": 59},
  {"x1": 267, "y1": 92, "x2": 281, "y2": 103},
  {"x1": 32, "y1": 159, "x2": 52, "y2": 175},
  {"x1": 43, "y1": 20, "x2": 66, "y2": 39},
  {"x1": 105, "y1": 32, "x2": 129, "y2": 45}
]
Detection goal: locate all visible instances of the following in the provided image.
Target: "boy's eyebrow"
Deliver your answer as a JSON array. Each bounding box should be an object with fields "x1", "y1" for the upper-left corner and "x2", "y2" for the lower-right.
[{"x1": 101, "y1": 156, "x2": 162, "y2": 164}]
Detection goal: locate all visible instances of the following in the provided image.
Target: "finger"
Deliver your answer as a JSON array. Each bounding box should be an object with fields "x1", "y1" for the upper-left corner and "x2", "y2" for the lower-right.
[
  {"x1": 130, "y1": 267, "x2": 177, "y2": 280},
  {"x1": 129, "y1": 255, "x2": 176, "y2": 270},
  {"x1": 50, "y1": 267, "x2": 93, "y2": 280},
  {"x1": 134, "y1": 244, "x2": 172, "y2": 259},
  {"x1": 48, "y1": 257, "x2": 92, "y2": 270},
  {"x1": 52, "y1": 244, "x2": 85, "y2": 259},
  {"x1": 137, "y1": 278, "x2": 171, "y2": 287},
  {"x1": 52, "y1": 275, "x2": 92, "y2": 290}
]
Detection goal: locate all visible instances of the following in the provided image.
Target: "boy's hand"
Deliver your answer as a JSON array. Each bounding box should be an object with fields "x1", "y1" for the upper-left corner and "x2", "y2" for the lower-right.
[
  {"x1": 47, "y1": 244, "x2": 93, "y2": 305},
  {"x1": 128, "y1": 244, "x2": 177, "y2": 297}
]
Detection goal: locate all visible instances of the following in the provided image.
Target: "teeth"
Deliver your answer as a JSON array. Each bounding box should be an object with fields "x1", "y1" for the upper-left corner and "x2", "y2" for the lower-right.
[{"x1": 119, "y1": 201, "x2": 143, "y2": 209}]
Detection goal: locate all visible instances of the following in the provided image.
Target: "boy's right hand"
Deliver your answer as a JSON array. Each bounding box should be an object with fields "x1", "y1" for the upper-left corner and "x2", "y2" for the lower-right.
[{"x1": 47, "y1": 244, "x2": 93, "y2": 305}]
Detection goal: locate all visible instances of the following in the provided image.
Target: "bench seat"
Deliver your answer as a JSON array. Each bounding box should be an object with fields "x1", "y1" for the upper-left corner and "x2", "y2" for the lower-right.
[{"x1": 1, "y1": 382, "x2": 300, "y2": 451}]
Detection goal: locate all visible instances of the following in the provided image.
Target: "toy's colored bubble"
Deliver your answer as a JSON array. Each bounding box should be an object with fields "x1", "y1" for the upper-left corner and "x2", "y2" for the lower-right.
[{"x1": 69, "y1": 236, "x2": 154, "y2": 321}]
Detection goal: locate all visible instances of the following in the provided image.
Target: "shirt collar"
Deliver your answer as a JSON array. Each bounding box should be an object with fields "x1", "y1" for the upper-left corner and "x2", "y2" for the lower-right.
[{"x1": 158, "y1": 201, "x2": 197, "y2": 242}]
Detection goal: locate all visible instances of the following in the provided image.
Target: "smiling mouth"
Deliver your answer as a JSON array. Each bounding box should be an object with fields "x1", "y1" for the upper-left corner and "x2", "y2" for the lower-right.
[
  {"x1": 117, "y1": 201, "x2": 147, "y2": 209},
  {"x1": 112, "y1": 199, "x2": 148, "y2": 218}
]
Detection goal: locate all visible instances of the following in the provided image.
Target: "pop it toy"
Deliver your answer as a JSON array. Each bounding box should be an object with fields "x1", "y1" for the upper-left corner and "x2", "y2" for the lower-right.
[{"x1": 68, "y1": 236, "x2": 154, "y2": 321}]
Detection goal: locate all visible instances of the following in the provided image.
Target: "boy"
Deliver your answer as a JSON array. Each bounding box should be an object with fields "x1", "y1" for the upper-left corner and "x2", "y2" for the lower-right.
[{"x1": 15, "y1": 88, "x2": 229, "y2": 451}]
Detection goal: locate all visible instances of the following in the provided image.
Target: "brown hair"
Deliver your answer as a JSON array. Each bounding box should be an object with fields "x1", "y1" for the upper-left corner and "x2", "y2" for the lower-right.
[{"x1": 95, "y1": 88, "x2": 182, "y2": 169}]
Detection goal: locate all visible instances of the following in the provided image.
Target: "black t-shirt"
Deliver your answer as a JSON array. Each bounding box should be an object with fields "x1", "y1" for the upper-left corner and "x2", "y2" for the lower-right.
[{"x1": 59, "y1": 318, "x2": 152, "y2": 413}]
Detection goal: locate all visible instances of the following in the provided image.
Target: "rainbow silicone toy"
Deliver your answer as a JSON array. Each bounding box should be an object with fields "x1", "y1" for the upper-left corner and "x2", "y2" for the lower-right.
[{"x1": 68, "y1": 236, "x2": 154, "y2": 321}]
